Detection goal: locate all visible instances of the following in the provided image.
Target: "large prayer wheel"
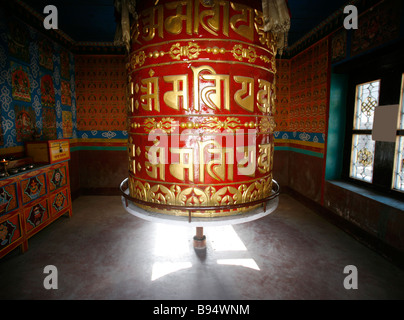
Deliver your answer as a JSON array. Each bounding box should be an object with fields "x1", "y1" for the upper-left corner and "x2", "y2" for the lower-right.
[{"x1": 122, "y1": 0, "x2": 280, "y2": 223}]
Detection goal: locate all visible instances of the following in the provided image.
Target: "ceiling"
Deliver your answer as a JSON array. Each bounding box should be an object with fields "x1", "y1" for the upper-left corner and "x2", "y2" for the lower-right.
[
  {"x1": 23, "y1": 0, "x2": 349, "y2": 46},
  {"x1": 287, "y1": 0, "x2": 348, "y2": 45}
]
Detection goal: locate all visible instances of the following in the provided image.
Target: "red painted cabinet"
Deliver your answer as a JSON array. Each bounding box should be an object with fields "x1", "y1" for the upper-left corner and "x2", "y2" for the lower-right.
[{"x1": 0, "y1": 160, "x2": 72, "y2": 259}]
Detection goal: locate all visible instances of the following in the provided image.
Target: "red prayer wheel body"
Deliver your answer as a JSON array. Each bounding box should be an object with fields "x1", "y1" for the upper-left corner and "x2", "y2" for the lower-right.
[{"x1": 126, "y1": 0, "x2": 277, "y2": 218}]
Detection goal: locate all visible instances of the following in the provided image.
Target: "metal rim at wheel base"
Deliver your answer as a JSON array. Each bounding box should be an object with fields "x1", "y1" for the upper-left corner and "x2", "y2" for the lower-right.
[{"x1": 119, "y1": 178, "x2": 280, "y2": 227}]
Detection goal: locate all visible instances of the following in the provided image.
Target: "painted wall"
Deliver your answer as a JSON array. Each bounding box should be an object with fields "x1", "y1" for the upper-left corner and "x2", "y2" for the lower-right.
[
  {"x1": 73, "y1": 54, "x2": 128, "y2": 196},
  {"x1": 0, "y1": 9, "x2": 77, "y2": 153},
  {"x1": 273, "y1": 38, "x2": 329, "y2": 203},
  {"x1": 75, "y1": 55, "x2": 126, "y2": 135},
  {"x1": 0, "y1": 6, "x2": 128, "y2": 198}
]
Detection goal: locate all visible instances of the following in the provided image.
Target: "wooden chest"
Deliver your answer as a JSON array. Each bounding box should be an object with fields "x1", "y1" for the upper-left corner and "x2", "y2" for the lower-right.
[{"x1": 25, "y1": 139, "x2": 70, "y2": 164}]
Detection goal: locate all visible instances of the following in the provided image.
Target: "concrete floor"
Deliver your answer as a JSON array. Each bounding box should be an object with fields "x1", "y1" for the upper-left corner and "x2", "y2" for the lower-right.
[{"x1": 1, "y1": 194, "x2": 404, "y2": 300}]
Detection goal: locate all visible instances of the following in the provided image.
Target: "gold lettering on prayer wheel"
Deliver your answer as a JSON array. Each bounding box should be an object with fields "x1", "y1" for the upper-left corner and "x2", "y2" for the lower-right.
[{"x1": 126, "y1": 0, "x2": 277, "y2": 218}]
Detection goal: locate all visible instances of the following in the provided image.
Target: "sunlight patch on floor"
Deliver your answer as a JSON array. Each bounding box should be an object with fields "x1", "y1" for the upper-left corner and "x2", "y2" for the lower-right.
[
  {"x1": 153, "y1": 224, "x2": 191, "y2": 257},
  {"x1": 206, "y1": 225, "x2": 248, "y2": 251},
  {"x1": 151, "y1": 224, "x2": 259, "y2": 281}
]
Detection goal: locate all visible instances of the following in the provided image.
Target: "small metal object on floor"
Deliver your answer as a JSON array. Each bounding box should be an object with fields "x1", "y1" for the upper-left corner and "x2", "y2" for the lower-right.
[{"x1": 193, "y1": 227, "x2": 206, "y2": 250}]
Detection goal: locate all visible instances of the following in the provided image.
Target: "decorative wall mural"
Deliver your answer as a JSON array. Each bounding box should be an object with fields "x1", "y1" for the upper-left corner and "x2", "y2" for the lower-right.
[
  {"x1": 42, "y1": 107, "x2": 57, "y2": 140},
  {"x1": 14, "y1": 104, "x2": 35, "y2": 142},
  {"x1": 61, "y1": 80, "x2": 71, "y2": 106},
  {"x1": 38, "y1": 37, "x2": 54, "y2": 70},
  {"x1": 11, "y1": 62, "x2": 31, "y2": 102},
  {"x1": 75, "y1": 55, "x2": 126, "y2": 131},
  {"x1": 0, "y1": 7, "x2": 77, "y2": 149},
  {"x1": 351, "y1": 0, "x2": 401, "y2": 56},
  {"x1": 273, "y1": 39, "x2": 328, "y2": 157},
  {"x1": 0, "y1": 124, "x2": 3, "y2": 147},
  {"x1": 290, "y1": 38, "x2": 328, "y2": 136},
  {"x1": 62, "y1": 111, "x2": 73, "y2": 138},
  {"x1": 275, "y1": 59, "x2": 290, "y2": 132},
  {"x1": 60, "y1": 49, "x2": 70, "y2": 80},
  {"x1": 331, "y1": 30, "x2": 346, "y2": 63},
  {"x1": 7, "y1": 18, "x2": 29, "y2": 63},
  {"x1": 40, "y1": 74, "x2": 55, "y2": 108}
]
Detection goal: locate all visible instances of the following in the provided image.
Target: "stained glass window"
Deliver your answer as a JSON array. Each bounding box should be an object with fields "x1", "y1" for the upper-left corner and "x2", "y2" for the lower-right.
[
  {"x1": 350, "y1": 134, "x2": 376, "y2": 183},
  {"x1": 392, "y1": 74, "x2": 404, "y2": 192},
  {"x1": 353, "y1": 80, "x2": 380, "y2": 130},
  {"x1": 350, "y1": 80, "x2": 380, "y2": 183},
  {"x1": 393, "y1": 136, "x2": 404, "y2": 191}
]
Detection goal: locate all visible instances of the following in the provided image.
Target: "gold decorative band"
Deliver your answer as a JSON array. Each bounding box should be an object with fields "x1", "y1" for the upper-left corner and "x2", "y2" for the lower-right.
[
  {"x1": 128, "y1": 116, "x2": 276, "y2": 134},
  {"x1": 128, "y1": 40, "x2": 275, "y2": 71},
  {"x1": 128, "y1": 114, "x2": 272, "y2": 118},
  {"x1": 130, "y1": 38, "x2": 275, "y2": 56},
  {"x1": 128, "y1": 59, "x2": 275, "y2": 74},
  {"x1": 128, "y1": 174, "x2": 273, "y2": 217},
  {"x1": 128, "y1": 132, "x2": 272, "y2": 136}
]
